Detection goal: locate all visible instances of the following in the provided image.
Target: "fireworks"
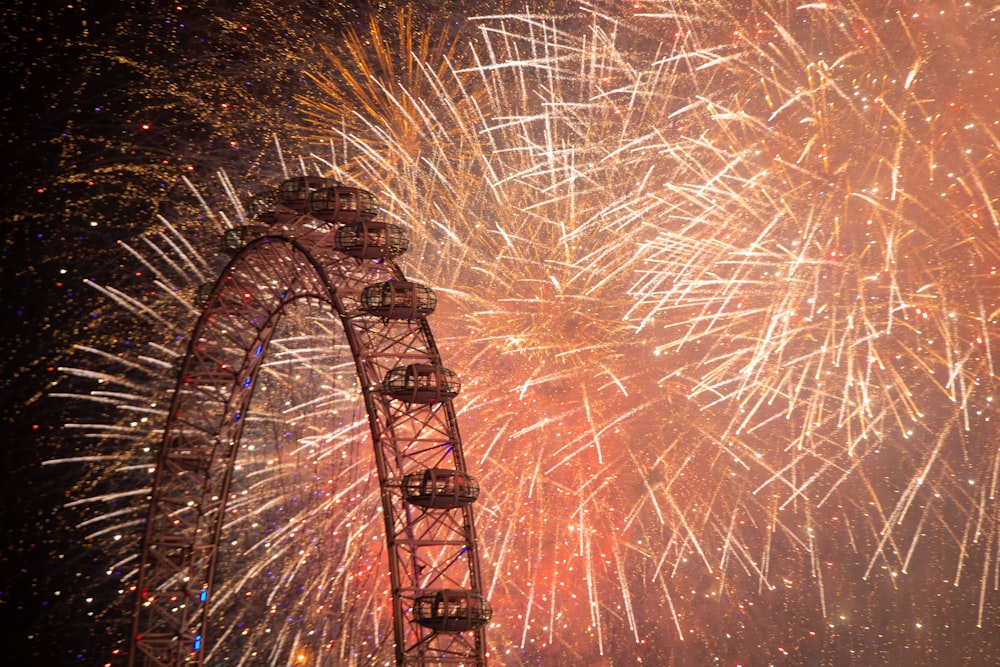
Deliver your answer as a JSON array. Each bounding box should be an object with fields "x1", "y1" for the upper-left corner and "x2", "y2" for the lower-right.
[{"x1": 52, "y1": 1, "x2": 1000, "y2": 664}]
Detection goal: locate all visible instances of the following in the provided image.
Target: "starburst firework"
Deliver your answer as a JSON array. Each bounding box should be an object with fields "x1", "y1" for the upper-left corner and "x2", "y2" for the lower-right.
[{"x1": 56, "y1": 2, "x2": 1000, "y2": 665}]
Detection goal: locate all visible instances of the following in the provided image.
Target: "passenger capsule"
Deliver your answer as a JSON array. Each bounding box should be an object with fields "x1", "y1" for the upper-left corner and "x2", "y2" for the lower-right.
[
  {"x1": 277, "y1": 176, "x2": 333, "y2": 212},
  {"x1": 246, "y1": 191, "x2": 277, "y2": 225},
  {"x1": 221, "y1": 226, "x2": 267, "y2": 254},
  {"x1": 335, "y1": 220, "x2": 409, "y2": 260},
  {"x1": 402, "y1": 468, "x2": 479, "y2": 509},
  {"x1": 384, "y1": 364, "x2": 458, "y2": 403},
  {"x1": 308, "y1": 185, "x2": 379, "y2": 224},
  {"x1": 196, "y1": 282, "x2": 215, "y2": 306},
  {"x1": 413, "y1": 589, "x2": 492, "y2": 632},
  {"x1": 360, "y1": 281, "x2": 436, "y2": 319}
]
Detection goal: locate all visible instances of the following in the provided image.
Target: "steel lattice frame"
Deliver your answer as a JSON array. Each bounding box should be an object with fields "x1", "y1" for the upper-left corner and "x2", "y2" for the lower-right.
[{"x1": 129, "y1": 214, "x2": 488, "y2": 666}]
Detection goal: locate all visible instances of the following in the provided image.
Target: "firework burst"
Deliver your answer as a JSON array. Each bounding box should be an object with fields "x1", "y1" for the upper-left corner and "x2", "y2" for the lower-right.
[
  {"x1": 303, "y1": 2, "x2": 1000, "y2": 660},
  {"x1": 57, "y1": 2, "x2": 1000, "y2": 665}
]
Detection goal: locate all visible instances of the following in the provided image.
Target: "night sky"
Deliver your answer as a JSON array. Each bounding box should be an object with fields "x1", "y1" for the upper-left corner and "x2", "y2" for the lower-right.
[
  {"x1": 1, "y1": 1, "x2": 377, "y2": 661},
  {"x1": 7, "y1": 1, "x2": 1000, "y2": 665},
  {"x1": 0, "y1": 2, "x2": 544, "y2": 662}
]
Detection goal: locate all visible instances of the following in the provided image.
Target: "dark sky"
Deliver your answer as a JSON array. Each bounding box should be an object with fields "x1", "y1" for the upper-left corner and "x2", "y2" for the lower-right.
[
  {"x1": 8, "y1": 1, "x2": 1000, "y2": 665},
  {"x1": 0, "y1": 2, "x2": 561, "y2": 662},
  {"x1": 1, "y1": 2, "x2": 376, "y2": 661}
]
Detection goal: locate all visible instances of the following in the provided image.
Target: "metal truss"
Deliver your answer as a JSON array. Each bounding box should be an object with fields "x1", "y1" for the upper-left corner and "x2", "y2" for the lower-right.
[{"x1": 129, "y1": 182, "x2": 489, "y2": 666}]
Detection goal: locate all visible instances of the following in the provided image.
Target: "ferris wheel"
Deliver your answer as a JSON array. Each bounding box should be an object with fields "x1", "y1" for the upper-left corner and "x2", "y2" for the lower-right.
[{"x1": 129, "y1": 177, "x2": 491, "y2": 666}]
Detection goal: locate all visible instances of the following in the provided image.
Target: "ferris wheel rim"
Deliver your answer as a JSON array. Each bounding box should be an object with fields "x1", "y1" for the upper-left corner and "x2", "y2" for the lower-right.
[{"x1": 129, "y1": 215, "x2": 489, "y2": 667}]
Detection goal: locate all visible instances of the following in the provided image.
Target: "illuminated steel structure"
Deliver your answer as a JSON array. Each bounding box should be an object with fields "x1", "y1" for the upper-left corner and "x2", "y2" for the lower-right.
[{"x1": 129, "y1": 177, "x2": 490, "y2": 666}]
